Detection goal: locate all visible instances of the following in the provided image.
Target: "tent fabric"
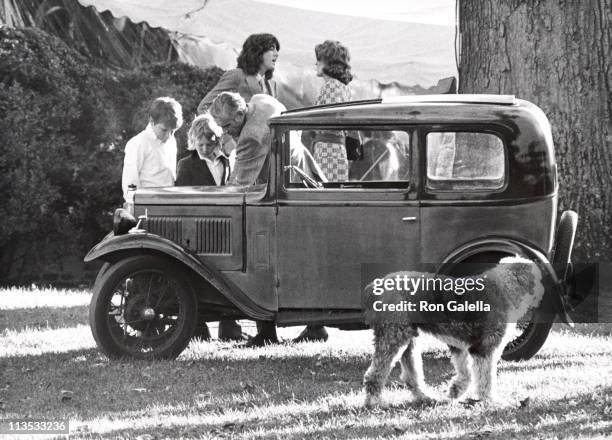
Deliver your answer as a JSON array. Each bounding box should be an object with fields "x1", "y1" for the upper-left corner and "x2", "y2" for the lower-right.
[
  {"x1": 1, "y1": 0, "x2": 179, "y2": 69},
  {"x1": 77, "y1": 0, "x2": 457, "y2": 106}
]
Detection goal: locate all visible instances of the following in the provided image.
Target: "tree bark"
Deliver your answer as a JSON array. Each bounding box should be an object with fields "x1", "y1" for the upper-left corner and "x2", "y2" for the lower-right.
[{"x1": 459, "y1": 0, "x2": 612, "y2": 261}]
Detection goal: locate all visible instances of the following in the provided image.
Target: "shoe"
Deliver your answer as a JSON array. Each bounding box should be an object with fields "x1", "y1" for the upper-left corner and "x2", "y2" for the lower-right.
[
  {"x1": 218, "y1": 320, "x2": 247, "y2": 341},
  {"x1": 245, "y1": 334, "x2": 279, "y2": 347},
  {"x1": 245, "y1": 322, "x2": 279, "y2": 347},
  {"x1": 192, "y1": 323, "x2": 211, "y2": 341},
  {"x1": 293, "y1": 325, "x2": 329, "y2": 342}
]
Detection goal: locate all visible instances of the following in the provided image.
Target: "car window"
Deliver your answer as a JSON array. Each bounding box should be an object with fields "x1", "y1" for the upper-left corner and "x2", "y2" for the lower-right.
[
  {"x1": 284, "y1": 129, "x2": 410, "y2": 189},
  {"x1": 426, "y1": 132, "x2": 505, "y2": 191}
]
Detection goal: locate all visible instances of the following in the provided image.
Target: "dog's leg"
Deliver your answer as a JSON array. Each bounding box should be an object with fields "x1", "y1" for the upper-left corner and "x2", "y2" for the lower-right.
[
  {"x1": 364, "y1": 324, "x2": 409, "y2": 408},
  {"x1": 468, "y1": 343, "x2": 506, "y2": 402},
  {"x1": 448, "y1": 346, "x2": 471, "y2": 399},
  {"x1": 467, "y1": 325, "x2": 508, "y2": 402},
  {"x1": 470, "y1": 352, "x2": 494, "y2": 401},
  {"x1": 399, "y1": 337, "x2": 433, "y2": 401}
]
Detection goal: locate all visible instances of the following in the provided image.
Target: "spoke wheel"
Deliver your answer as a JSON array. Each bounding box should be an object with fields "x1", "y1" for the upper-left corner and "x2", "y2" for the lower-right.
[{"x1": 90, "y1": 255, "x2": 197, "y2": 360}]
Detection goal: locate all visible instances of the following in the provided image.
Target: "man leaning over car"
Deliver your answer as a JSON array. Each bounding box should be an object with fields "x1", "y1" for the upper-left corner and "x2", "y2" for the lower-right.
[{"x1": 209, "y1": 91, "x2": 286, "y2": 346}]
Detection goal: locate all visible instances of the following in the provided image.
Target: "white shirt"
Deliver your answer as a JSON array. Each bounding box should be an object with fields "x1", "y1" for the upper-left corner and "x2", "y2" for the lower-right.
[
  {"x1": 122, "y1": 124, "x2": 177, "y2": 199},
  {"x1": 197, "y1": 150, "x2": 228, "y2": 186}
]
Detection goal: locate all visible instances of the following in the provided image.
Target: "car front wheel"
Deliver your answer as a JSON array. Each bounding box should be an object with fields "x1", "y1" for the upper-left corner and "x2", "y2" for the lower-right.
[{"x1": 89, "y1": 255, "x2": 198, "y2": 360}]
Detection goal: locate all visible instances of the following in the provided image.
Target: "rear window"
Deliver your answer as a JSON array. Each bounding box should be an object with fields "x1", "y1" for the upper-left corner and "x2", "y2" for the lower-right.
[{"x1": 426, "y1": 132, "x2": 505, "y2": 191}]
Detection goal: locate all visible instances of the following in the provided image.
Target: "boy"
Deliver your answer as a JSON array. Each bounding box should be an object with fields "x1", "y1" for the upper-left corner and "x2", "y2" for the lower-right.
[
  {"x1": 176, "y1": 113, "x2": 229, "y2": 186},
  {"x1": 122, "y1": 97, "x2": 183, "y2": 199}
]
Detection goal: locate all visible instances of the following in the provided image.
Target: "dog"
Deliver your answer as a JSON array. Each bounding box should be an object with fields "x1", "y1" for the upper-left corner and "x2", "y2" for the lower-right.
[{"x1": 362, "y1": 257, "x2": 545, "y2": 407}]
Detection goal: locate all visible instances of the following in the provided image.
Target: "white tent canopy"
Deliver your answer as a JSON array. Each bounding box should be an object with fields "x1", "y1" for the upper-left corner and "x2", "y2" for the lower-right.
[{"x1": 78, "y1": 0, "x2": 457, "y2": 106}]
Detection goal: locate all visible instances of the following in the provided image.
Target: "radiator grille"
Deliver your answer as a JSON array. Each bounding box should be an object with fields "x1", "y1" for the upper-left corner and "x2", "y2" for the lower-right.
[
  {"x1": 196, "y1": 217, "x2": 232, "y2": 254},
  {"x1": 146, "y1": 217, "x2": 182, "y2": 243}
]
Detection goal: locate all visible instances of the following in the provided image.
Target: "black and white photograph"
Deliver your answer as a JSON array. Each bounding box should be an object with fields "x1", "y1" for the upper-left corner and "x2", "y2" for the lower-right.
[{"x1": 1, "y1": 0, "x2": 611, "y2": 438}]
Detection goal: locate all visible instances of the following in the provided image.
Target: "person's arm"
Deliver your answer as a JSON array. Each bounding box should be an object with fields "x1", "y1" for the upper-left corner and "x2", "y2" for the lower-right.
[
  {"x1": 175, "y1": 157, "x2": 188, "y2": 186},
  {"x1": 169, "y1": 137, "x2": 177, "y2": 182},
  {"x1": 121, "y1": 138, "x2": 141, "y2": 200},
  {"x1": 230, "y1": 133, "x2": 270, "y2": 186},
  {"x1": 300, "y1": 130, "x2": 316, "y2": 152},
  {"x1": 197, "y1": 69, "x2": 242, "y2": 114}
]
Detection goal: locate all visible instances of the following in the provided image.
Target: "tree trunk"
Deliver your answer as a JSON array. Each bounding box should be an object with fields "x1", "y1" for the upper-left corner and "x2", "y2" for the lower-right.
[{"x1": 458, "y1": 0, "x2": 612, "y2": 261}]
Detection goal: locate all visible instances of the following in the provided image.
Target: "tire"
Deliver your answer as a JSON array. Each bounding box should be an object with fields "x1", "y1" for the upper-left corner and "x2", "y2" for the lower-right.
[
  {"x1": 94, "y1": 262, "x2": 111, "y2": 286},
  {"x1": 502, "y1": 211, "x2": 577, "y2": 361},
  {"x1": 89, "y1": 255, "x2": 198, "y2": 360},
  {"x1": 552, "y1": 210, "x2": 578, "y2": 280},
  {"x1": 441, "y1": 251, "x2": 553, "y2": 362},
  {"x1": 502, "y1": 319, "x2": 553, "y2": 361}
]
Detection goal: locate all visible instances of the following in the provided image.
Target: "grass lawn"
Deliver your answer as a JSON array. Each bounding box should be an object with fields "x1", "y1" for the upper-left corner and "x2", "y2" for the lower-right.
[{"x1": 1, "y1": 287, "x2": 611, "y2": 439}]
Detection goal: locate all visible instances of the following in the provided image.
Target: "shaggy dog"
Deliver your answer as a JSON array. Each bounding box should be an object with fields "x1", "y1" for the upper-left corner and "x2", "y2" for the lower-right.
[{"x1": 363, "y1": 257, "x2": 545, "y2": 407}]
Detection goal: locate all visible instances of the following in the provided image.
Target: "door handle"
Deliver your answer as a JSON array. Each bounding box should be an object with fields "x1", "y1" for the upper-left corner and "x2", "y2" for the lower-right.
[{"x1": 402, "y1": 216, "x2": 417, "y2": 222}]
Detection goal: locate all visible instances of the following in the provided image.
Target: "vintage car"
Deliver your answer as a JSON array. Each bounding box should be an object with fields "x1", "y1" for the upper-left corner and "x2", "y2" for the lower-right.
[{"x1": 85, "y1": 94, "x2": 577, "y2": 360}]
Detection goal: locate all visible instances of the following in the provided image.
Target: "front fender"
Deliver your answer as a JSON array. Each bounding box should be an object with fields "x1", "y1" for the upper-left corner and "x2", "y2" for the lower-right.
[
  {"x1": 84, "y1": 232, "x2": 274, "y2": 320},
  {"x1": 438, "y1": 237, "x2": 571, "y2": 325}
]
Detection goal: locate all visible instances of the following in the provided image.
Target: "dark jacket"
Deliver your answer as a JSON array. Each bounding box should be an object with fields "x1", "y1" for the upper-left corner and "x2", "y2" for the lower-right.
[
  {"x1": 175, "y1": 151, "x2": 229, "y2": 186},
  {"x1": 197, "y1": 68, "x2": 277, "y2": 114}
]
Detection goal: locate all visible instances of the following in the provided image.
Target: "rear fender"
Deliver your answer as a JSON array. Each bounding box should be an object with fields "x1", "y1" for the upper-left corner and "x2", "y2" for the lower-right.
[
  {"x1": 438, "y1": 237, "x2": 572, "y2": 325},
  {"x1": 84, "y1": 233, "x2": 274, "y2": 320}
]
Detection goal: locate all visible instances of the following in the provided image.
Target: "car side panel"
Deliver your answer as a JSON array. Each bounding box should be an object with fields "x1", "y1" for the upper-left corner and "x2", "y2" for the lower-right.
[
  {"x1": 421, "y1": 197, "x2": 556, "y2": 264},
  {"x1": 276, "y1": 203, "x2": 420, "y2": 309},
  {"x1": 222, "y1": 205, "x2": 278, "y2": 311}
]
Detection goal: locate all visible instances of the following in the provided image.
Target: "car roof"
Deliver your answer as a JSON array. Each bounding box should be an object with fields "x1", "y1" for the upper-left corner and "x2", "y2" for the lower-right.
[
  {"x1": 270, "y1": 94, "x2": 542, "y2": 127},
  {"x1": 380, "y1": 94, "x2": 516, "y2": 105}
]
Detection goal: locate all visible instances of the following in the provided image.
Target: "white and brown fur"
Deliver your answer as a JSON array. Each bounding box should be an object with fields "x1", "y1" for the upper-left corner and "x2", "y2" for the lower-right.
[{"x1": 363, "y1": 257, "x2": 545, "y2": 407}]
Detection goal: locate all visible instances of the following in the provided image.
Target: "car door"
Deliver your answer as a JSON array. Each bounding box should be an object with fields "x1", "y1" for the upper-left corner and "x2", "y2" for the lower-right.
[{"x1": 275, "y1": 127, "x2": 420, "y2": 309}]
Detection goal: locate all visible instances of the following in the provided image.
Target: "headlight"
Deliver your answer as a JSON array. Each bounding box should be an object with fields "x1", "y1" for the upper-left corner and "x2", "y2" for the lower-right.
[
  {"x1": 123, "y1": 185, "x2": 136, "y2": 216},
  {"x1": 113, "y1": 208, "x2": 137, "y2": 235}
]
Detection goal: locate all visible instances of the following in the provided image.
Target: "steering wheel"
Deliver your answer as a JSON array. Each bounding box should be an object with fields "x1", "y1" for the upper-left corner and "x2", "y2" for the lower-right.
[{"x1": 284, "y1": 165, "x2": 323, "y2": 189}]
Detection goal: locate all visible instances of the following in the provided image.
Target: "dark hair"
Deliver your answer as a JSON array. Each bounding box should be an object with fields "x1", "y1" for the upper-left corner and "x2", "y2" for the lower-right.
[
  {"x1": 149, "y1": 96, "x2": 183, "y2": 129},
  {"x1": 236, "y1": 33, "x2": 280, "y2": 80},
  {"x1": 315, "y1": 40, "x2": 353, "y2": 85}
]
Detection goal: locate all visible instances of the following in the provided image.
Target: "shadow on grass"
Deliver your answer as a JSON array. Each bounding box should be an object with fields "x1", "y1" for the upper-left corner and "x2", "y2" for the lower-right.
[
  {"x1": 0, "y1": 306, "x2": 89, "y2": 332},
  {"x1": 92, "y1": 383, "x2": 612, "y2": 439},
  {"x1": 3, "y1": 342, "x2": 611, "y2": 439},
  {"x1": 1, "y1": 345, "x2": 449, "y2": 419}
]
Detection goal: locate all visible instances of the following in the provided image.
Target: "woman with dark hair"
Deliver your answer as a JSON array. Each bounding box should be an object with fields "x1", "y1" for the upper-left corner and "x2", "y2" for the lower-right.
[
  {"x1": 197, "y1": 33, "x2": 280, "y2": 113},
  {"x1": 311, "y1": 40, "x2": 353, "y2": 182},
  {"x1": 294, "y1": 41, "x2": 353, "y2": 344}
]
